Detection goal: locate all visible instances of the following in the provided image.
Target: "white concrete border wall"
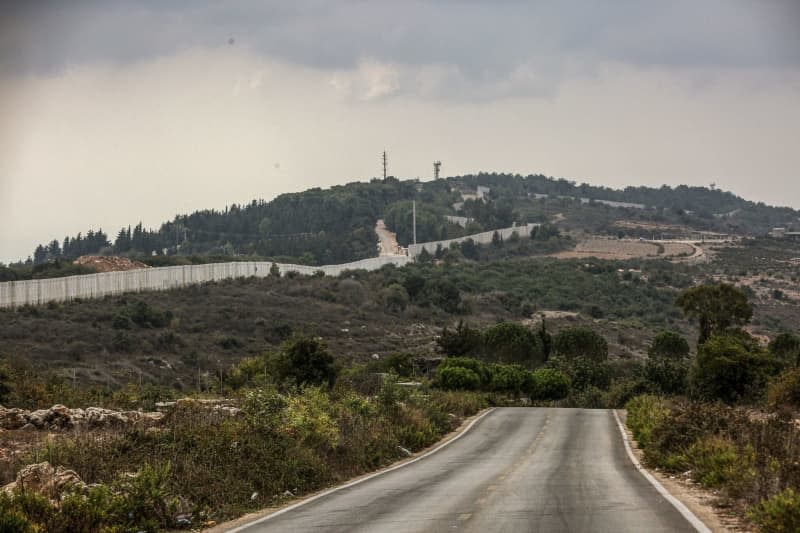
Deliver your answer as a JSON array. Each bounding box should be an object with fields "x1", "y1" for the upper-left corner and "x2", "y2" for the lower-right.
[
  {"x1": 0, "y1": 255, "x2": 411, "y2": 309},
  {"x1": 407, "y1": 224, "x2": 538, "y2": 257},
  {"x1": 0, "y1": 223, "x2": 534, "y2": 308}
]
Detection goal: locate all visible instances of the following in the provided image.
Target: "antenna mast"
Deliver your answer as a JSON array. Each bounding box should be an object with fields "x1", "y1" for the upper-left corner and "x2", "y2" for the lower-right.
[
  {"x1": 382, "y1": 150, "x2": 387, "y2": 179},
  {"x1": 433, "y1": 160, "x2": 441, "y2": 180},
  {"x1": 412, "y1": 200, "x2": 417, "y2": 245}
]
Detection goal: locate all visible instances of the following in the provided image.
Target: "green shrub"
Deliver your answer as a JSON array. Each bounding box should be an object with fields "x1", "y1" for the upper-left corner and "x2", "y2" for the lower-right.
[
  {"x1": 270, "y1": 336, "x2": 338, "y2": 388},
  {"x1": 489, "y1": 364, "x2": 527, "y2": 394},
  {"x1": 646, "y1": 401, "x2": 744, "y2": 470},
  {"x1": 682, "y1": 436, "x2": 754, "y2": 491},
  {"x1": 285, "y1": 387, "x2": 339, "y2": 449},
  {"x1": 382, "y1": 284, "x2": 410, "y2": 312},
  {"x1": 0, "y1": 465, "x2": 178, "y2": 533},
  {"x1": 484, "y1": 322, "x2": 544, "y2": 366},
  {"x1": 116, "y1": 301, "x2": 173, "y2": 329},
  {"x1": 437, "y1": 321, "x2": 484, "y2": 357},
  {"x1": 0, "y1": 494, "x2": 34, "y2": 533},
  {"x1": 379, "y1": 353, "x2": 415, "y2": 378},
  {"x1": 550, "y1": 356, "x2": 610, "y2": 391},
  {"x1": 111, "y1": 331, "x2": 135, "y2": 353},
  {"x1": 748, "y1": 488, "x2": 800, "y2": 533},
  {"x1": 644, "y1": 356, "x2": 688, "y2": 395},
  {"x1": 569, "y1": 386, "x2": 607, "y2": 409},
  {"x1": 690, "y1": 333, "x2": 777, "y2": 404},
  {"x1": 648, "y1": 330, "x2": 690, "y2": 359},
  {"x1": 438, "y1": 357, "x2": 491, "y2": 387},
  {"x1": 553, "y1": 327, "x2": 608, "y2": 361},
  {"x1": 606, "y1": 378, "x2": 651, "y2": 409},
  {"x1": 437, "y1": 367, "x2": 481, "y2": 390},
  {"x1": 767, "y1": 368, "x2": 800, "y2": 410},
  {"x1": 625, "y1": 395, "x2": 669, "y2": 449},
  {"x1": 529, "y1": 368, "x2": 569, "y2": 401},
  {"x1": 768, "y1": 333, "x2": 800, "y2": 369},
  {"x1": 56, "y1": 485, "x2": 118, "y2": 533},
  {"x1": 112, "y1": 462, "x2": 179, "y2": 531},
  {"x1": 216, "y1": 336, "x2": 243, "y2": 349},
  {"x1": 428, "y1": 390, "x2": 488, "y2": 416}
]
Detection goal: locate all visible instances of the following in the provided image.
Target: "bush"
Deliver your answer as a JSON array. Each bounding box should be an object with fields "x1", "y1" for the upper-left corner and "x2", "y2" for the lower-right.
[
  {"x1": 529, "y1": 368, "x2": 569, "y2": 401},
  {"x1": 437, "y1": 366, "x2": 481, "y2": 390},
  {"x1": 437, "y1": 321, "x2": 484, "y2": 357},
  {"x1": 382, "y1": 284, "x2": 409, "y2": 313},
  {"x1": 625, "y1": 395, "x2": 669, "y2": 449},
  {"x1": 271, "y1": 336, "x2": 338, "y2": 388},
  {"x1": 285, "y1": 387, "x2": 339, "y2": 449},
  {"x1": 120, "y1": 301, "x2": 172, "y2": 329},
  {"x1": 420, "y1": 279, "x2": 462, "y2": 313},
  {"x1": 606, "y1": 378, "x2": 651, "y2": 409},
  {"x1": 488, "y1": 364, "x2": 527, "y2": 395},
  {"x1": 0, "y1": 494, "x2": 33, "y2": 532},
  {"x1": 690, "y1": 333, "x2": 777, "y2": 404},
  {"x1": 644, "y1": 356, "x2": 689, "y2": 395},
  {"x1": 114, "y1": 462, "x2": 179, "y2": 531},
  {"x1": 748, "y1": 488, "x2": 800, "y2": 533},
  {"x1": 648, "y1": 331, "x2": 690, "y2": 360},
  {"x1": 429, "y1": 390, "x2": 488, "y2": 417},
  {"x1": 484, "y1": 322, "x2": 544, "y2": 366},
  {"x1": 216, "y1": 336, "x2": 243, "y2": 350},
  {"x1": 553, "y1": 327, "x2": 608, "y2": 361},
  {"x1": 550, "y1": 356, "x2": 610, "y2": 391},
  {"x1": 0, "y1": 464, "x2": 178, "y2": 533},
  {"x1": 766, "y1": 368, "x2": 800, "y2": 410},
  {"x1": 768, "y1": 333, "x2": 800, "y2": 369},
  {"x1": 569, "y1": 386, "x2": 607, "y2": 409},
  {"x1": 682, "y1": 436, "x2": 754, "y2": 491},
  {"x1": 438, "y1": 357, "x2": 491, "y2": 388}
]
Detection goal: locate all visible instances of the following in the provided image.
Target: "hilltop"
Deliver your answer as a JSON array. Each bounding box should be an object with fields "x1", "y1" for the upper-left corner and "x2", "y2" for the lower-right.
[{"x1": 9, "y1": 173, "x2": 799, "y2": 275}]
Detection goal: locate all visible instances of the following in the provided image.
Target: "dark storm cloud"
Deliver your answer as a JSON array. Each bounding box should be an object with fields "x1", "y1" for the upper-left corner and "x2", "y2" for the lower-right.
[{"x1": 3, "y1": 0, "x2": 799, "y2": 90}]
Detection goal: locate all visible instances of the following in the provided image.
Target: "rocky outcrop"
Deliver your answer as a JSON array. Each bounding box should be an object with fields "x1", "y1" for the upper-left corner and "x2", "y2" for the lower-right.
[
  {"x1": 0, "y1": 404, "x2": 164, "y2": 431},
  {"x1": 156, "y1": 398, "x2": 241, "y2": 418},
  {"x1": 2, "y1": 462, "x2": 86, "y2": 498}
]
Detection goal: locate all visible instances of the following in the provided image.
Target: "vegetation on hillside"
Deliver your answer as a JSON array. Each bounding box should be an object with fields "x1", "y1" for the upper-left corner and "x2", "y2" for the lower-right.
[{"x1": 0, "y1": 351, "x2": 487, "y2": 531}]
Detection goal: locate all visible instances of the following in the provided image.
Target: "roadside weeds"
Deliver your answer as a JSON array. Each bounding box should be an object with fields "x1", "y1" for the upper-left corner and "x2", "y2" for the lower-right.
[
  {"x1": 206, "y1": 408, "x2": 494, "y2": 532},
  {"x1": 616, "y1": 409, "x2": 752, "y2": 533}
]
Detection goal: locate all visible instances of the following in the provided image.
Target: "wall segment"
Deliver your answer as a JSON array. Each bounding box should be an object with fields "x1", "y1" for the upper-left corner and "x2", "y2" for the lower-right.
[{"x1": 0, "y1": 223, "x2": 534, "y2": 308}]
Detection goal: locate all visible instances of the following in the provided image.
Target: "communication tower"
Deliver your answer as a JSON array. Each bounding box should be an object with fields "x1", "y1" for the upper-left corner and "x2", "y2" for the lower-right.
[{"x1": 433, "y1": 160, "x2": 441, "y2": 180}]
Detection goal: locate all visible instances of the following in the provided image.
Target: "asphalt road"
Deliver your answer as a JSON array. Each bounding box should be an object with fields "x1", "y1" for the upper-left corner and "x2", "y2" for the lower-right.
[{"x1": 233, "y1": 408, "x2": 698, "y2": 533}]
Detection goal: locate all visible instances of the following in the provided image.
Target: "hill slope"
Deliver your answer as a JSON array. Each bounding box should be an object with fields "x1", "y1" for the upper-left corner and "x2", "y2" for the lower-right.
[{"x1": 15, "y1": 173, "x2": 799, "y2": 270}]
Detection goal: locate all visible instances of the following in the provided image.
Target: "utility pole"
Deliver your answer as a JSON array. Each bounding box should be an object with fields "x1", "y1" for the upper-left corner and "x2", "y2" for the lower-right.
[
  {"x1": 382, "y1": 150, "x2": 387, "y2": 180},
  {"x1": 412, "y1": 200, "x2": 417, "y2": 245}
]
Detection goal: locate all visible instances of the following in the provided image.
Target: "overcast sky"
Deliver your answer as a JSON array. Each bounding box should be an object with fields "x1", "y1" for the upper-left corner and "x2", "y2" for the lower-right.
[{"x1": 2, "y1": 1, "x2": 799, "y2": 263}]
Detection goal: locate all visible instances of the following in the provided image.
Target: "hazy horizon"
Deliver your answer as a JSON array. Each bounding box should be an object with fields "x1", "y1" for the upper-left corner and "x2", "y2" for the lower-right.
[{"x1": 2, "y1": 1, "x2": 799, "y2": 263}]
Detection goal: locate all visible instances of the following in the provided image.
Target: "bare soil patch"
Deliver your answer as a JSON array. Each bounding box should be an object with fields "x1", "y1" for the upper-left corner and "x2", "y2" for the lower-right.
[
  {"x1": 551, "y1": 238, "x2": 661, "y2": 260},
  {"x1": 74, "y1": 255, "x2": 149, "y2": 272}
]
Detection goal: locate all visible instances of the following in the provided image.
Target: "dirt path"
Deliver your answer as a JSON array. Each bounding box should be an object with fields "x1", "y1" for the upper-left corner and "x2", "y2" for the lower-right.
[{"x1": 375, "y1": 220, "x2": 404, "y2": 256}]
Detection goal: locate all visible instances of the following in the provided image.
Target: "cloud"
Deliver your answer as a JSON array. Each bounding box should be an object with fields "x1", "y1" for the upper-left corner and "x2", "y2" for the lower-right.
[
  {"x1": 329, "y1": 59, "x2": 402, "y2": 101},
  {"x1": 3, "y1": 0, "x2": 799, "y2": 99}
]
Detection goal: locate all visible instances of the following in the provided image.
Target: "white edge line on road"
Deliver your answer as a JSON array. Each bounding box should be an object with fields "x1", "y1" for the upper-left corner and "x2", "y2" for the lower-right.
[
  {"x1": 612, "y1": 409, "x2": 712, "y2": 533},
  {"x1": 227, "y1": 407, "x2": 496, "y2": 532}
]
